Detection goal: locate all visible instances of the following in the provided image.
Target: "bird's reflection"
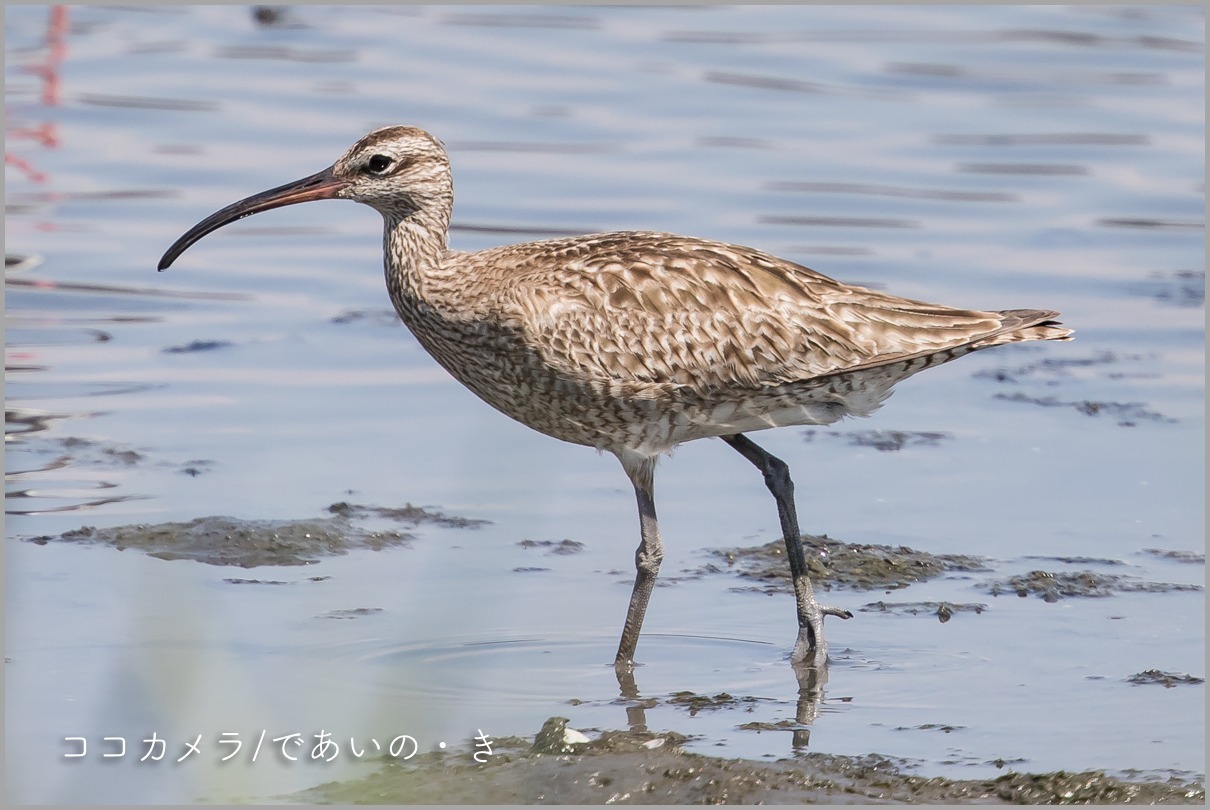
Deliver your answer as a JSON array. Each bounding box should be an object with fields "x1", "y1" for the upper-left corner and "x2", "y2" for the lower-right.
[
  {"x1": 614, "y1": 650, "x2": 833, "y2": 752},
  {"x1": 790, "y1": 658, "x2": 827, "y2": 750}
]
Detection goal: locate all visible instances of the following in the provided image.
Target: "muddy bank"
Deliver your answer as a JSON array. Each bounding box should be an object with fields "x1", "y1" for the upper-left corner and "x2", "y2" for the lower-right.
[
  {"x1": 292, "y1": 722, "x2": 1205, "y2": 805},
  {"x1": 24, "y1": 502, "x2": 487, "y2": 567}
]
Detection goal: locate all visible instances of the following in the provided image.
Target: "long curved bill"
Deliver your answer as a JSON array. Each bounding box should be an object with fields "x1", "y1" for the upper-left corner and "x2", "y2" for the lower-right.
[{"x1": 158, "y1": 167, "x2": 348, "y2": 270}]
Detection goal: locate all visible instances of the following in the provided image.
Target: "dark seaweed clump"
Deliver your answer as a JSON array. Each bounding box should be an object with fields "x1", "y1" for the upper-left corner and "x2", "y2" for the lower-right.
[{"x1": 709, "y1": 535, "x2": 988, "y2": 592}]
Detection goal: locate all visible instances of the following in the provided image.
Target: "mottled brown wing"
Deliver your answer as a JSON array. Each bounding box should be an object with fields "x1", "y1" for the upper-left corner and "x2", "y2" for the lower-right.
[{"x1": 485, "y1": 231, "x2": 1036, "y2": 393}]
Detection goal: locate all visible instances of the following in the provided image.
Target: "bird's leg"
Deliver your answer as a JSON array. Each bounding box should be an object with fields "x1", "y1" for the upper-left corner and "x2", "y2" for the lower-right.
[
  {"x1": 614, "y1": 453, "x2": 662, "y2": 670},
  {"x1": 722, "y1": 433, "x2": 852, "y2": 663}
]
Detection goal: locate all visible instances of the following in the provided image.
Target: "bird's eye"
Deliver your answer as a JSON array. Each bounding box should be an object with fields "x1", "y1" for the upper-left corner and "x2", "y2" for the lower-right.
[{"x1": 366, "y1": 154, "x2": 393, "y2": 174}]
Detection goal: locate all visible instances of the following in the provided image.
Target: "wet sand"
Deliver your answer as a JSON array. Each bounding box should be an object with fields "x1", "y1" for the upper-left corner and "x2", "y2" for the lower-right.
[{"x1": 295, "y1": 720, "x2": 1205, "y2": 805}]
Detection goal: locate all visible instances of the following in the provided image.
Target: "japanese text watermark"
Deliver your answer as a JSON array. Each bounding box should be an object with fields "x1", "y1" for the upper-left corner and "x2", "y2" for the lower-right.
[{"x1": 62, "y1": 730, "x2": 495, "y2": 764}]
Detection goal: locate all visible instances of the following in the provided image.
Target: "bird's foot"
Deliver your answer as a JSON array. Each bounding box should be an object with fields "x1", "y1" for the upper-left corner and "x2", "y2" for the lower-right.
[{"x1": 790, "y1": 601, "x2": 853, "y2": 665}]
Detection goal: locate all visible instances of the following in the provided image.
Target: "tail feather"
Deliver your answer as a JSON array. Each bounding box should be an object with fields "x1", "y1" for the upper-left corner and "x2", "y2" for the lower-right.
[
  {"x1": 973, "y1": 309, "x2": 1074, "y2": 348},
  {"x1": 818, "y1": 307, "x2": 1073, "y2": 384}
]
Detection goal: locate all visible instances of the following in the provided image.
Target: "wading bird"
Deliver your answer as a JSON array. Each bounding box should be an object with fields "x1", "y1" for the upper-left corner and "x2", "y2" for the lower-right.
[{"x1": 159, "y1": 126, "x2": 1072, "y2": 668}]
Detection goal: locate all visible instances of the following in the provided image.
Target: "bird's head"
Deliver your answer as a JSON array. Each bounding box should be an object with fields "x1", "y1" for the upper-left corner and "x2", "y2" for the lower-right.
[{"x1": 158, "y1": 125, "x2": 452, "y2": 270}]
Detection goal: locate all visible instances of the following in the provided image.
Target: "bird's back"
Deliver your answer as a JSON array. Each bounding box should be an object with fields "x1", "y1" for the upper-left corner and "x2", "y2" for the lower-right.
[
  {"x1": 450, "y1": 231, "x2": 1068, "y2": 386},
  {"x1": 401, "y1": 231, "x2": 1071, "y2": 454}
]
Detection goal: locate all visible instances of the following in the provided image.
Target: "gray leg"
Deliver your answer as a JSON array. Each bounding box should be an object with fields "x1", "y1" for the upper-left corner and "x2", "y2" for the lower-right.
[
  {"x1": 722, "y1": 433, "x2": 852, "y2": 663},
  {"x1": 614, "y1": 453, "x2": 662, "y2": 669}
]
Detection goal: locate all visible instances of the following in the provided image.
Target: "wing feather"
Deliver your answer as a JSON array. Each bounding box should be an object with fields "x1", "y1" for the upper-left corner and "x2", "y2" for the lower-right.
[{"x1": 465, "y1": 231, "x2": 1063, "y2": 393}]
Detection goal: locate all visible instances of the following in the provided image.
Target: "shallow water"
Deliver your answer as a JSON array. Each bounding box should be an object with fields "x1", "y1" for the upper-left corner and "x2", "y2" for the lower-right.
[{"x1": 4, "y1": 4, "x2": 1204, "y2": 804}]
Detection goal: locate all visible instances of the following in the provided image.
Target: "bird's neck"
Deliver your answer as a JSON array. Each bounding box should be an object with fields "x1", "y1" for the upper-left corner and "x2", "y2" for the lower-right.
[{"x1": 382, "y1": 206, "x2": 454, "y2": 311}]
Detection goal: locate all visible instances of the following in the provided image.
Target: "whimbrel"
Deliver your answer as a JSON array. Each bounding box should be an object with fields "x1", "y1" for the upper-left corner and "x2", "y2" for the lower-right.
[{"x1": 159, "y1": 126, "x2": 1072, "y2": 668}]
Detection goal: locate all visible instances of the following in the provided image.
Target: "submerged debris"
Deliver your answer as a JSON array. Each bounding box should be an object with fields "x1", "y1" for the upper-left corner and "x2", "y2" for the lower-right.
[
  {"x1": 327, "y1": 501, "x2": 489, "y2": 529},
  {"x1": 860, "y1": 600, "x2": 987, "y2": 621},
  {"x1": 321, "y1": 607, "x2": 385, "y2": 620},
  {"x1": 894, "y1": 723, "x2": 964, "y2": 733},
  {"x1": 1127, "y1": 670, "x2": 1205, "y2": 688},
  {"x1": 985, "y1": 570, "x2": 1203, "y2": 601},
  {"x1": 31, "y1": 503, "x2": 490, "y2": 568},
  {"x1": 34, "y1": 436, "x2": 148, "y2": 467},
  {"x1": 28, "y1": 515, "x2": 413, "y2": 567},
  {"x1": 975, "y1": 350, "x2": 1150, "y2": 384},
  {"x1": 518, "y1": 538, "x2": 586, "y2": 555},
  {"x1": 161, "y1": 339, "x2": 233, "y2": 353},
  {"x1": 1023, "y1": 555, "x2": 1125, "y2": 566},
  {"x1": 708, "y1": 535, "x2": 988, "y2": 592},
  {"x1": 667, "y1": 691, "x2": 770, "y2": 716},
  {"x1": 330, "y1": 308, "x2": 401, "y2": 326},
  {"x1": 993, "y1": 392, "x2": 1174, "y2": 426},
  {"x1": 1143, "y1": 548, "x2": 1205, "y2": 564},
  {"x1": 1128, "y1": 269, "x2": 1205, "y2": 308},
  {"x1": 801, "y1": 428, "x2": 952, "y2": 452}
]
